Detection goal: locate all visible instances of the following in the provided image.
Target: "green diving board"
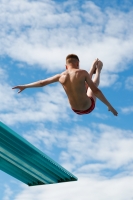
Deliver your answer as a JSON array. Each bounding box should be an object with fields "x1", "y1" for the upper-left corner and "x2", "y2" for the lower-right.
[{"x1": 0, "y1": 121, "x2": 78, "y2": 186}]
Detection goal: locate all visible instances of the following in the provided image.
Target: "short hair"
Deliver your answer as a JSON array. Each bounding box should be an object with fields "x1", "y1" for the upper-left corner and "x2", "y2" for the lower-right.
[{"x1": 66, "y1": 54, "x2": 79, "y2": 64}]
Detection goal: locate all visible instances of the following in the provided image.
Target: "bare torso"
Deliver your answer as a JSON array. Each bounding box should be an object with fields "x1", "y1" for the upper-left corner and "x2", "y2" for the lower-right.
[{"x1": 59, "y1": 69, "x2": 92, "y2": 110}]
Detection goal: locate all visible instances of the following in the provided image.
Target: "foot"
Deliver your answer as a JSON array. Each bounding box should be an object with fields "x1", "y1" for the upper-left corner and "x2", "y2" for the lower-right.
[
  {"x1": 90, "y1": 58, "x2": 99, "y2": 74},
  {"x1": 96, "y1": 60, "x2": 103, "y2": 72},
  {"x1": 92, "y1": 58, "x2": 103, "y2": 74}
]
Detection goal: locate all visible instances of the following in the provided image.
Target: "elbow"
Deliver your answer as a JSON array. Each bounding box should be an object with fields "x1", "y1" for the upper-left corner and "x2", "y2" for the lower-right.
[{"x1": 39, "y1": 80, "x2": 45, "y2": 87}]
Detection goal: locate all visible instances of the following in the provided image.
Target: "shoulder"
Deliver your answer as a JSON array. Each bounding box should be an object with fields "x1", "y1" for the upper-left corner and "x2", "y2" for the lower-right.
[
  {"x1": 77, "y1": 69, "x2": 89, "y2": 77},
  {"x1": 82, "y1": 69, "x2": 89, "y2": 74},
  {"x1": 78, "y1": 69, "x2": 88, "y2": 74},
  {"x1": 61, "y1": 70, "x2": 68, "y2": 75}
]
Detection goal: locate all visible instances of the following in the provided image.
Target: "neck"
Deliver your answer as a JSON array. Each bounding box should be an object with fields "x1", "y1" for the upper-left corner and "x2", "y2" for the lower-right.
[{"x1": 66, "y1": 64, "x2": 79, "y2": 70}]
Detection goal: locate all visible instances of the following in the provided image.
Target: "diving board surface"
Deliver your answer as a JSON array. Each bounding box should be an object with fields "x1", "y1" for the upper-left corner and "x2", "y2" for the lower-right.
[{"x1": 0, "y1": 121, "x2": 77, "y2": 186}]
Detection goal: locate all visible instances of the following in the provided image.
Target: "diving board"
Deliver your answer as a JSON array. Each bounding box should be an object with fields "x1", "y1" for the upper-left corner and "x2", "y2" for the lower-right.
[{"x1": 0, "y1": 121, "x2": 77, "y2": 186}]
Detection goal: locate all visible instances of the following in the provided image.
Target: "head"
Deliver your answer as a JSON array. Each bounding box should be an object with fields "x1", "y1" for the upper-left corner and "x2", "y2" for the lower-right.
[{"x1": 66, "y1": 54, "x2": 80, "y2": 69}]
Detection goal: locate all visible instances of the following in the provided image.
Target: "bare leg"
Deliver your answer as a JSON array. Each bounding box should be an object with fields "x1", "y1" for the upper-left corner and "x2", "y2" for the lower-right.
[
  {"x1": 87, "y1": 61, "x2": 103, "y2": 102},
  {"x1": 85, "y1": 59, "x2": 98, "y2": 91}
]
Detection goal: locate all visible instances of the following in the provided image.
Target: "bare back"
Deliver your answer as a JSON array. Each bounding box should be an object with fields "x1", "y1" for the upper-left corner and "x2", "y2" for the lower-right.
[{"x1": 59, "y1": 69, "x2": 91, "y2": 110}]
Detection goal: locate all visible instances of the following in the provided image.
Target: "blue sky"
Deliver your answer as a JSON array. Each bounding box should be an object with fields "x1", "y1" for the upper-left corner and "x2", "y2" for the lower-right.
[{"x1": 0, "y1": 0, "x2": 133, "y2": 199}]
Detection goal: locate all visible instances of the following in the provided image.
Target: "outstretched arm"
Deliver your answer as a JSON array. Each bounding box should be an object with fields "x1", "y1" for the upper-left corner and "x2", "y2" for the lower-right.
[
  {"x1": 12, "y1": 74, "x2": 61, "y2": 93},
  {"x1": 85, "y1": 73, "x2": 118, "y2": 116}
]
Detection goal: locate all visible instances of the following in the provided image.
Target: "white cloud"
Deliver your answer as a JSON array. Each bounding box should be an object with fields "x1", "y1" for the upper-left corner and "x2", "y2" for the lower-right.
[
  {"x1": 1, "y1": 1, "x2": 133, "y2": 199},
  {"x1": 125, "y1": 76, "x2": 133, "y2": 90},
  {"x1": 0, "y1": 0, "x2": 133, "y2": 84},
  {"x1": 2, "y1": 185, "x2": 13, "y2": 200},
  {"x1": 0, "y1": 84, "x2": 70, "y2": 125},
  {"x1": 13, "y1": 123, "x2": 133, "y2": 200},
  {"x1": 12, "y1": 175, "x2": 133, "y2": 200},
  {"x1": 60, "y1": 124, "x2": 133, "y2": 172},
  {"x1": 23, "y1": 123, "x2": 68, "y2": 151},
  {"x1": 92, "y1": 112, "x2": 108, "y2": 119},
  {"x1": 2, "y1": 121, "x2": 133, "y2": 200},
  {"x1": 121, "y1": 105, "x2": 133, "y2": 114},
  {"x1": 113, "y1": 81, "x2": 122, "y2": 90},
  {"x1": 100, "y1": 72, "x2": 118, "y2": 87},
  {"x1": 22, "y1": 123, "x2": 133, "y2": 174},
  {"x1": 0, "y1": 67, "x2": 70, "y2": 125}
]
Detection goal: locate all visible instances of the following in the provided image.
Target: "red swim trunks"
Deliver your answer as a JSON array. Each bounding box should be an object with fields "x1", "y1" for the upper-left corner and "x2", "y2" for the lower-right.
[{"x1": 72, "y1": 97, "x2": 95, "y2": 115}]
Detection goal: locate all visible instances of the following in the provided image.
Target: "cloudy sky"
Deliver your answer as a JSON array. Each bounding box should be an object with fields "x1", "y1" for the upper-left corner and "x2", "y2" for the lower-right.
[{"x1": 0, "y1": 0, "x2": 133, "y2": 199}]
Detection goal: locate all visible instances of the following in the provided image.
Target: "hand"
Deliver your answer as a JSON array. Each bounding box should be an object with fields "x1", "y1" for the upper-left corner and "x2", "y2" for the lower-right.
[
  {"x1": 12, "y1": 85, "x2": 26, "y2": 93},
  {"x1": 92, "y1": 59, "x2": 103, "y2": 73},
  {"x1": 108, "y1": 106, "x2": 118, "y2": 116}
]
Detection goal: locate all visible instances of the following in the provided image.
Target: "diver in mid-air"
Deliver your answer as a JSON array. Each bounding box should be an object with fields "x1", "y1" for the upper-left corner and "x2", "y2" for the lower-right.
[{"x1": 13, "y1": 54, "x2": 118, "y2": 116}]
